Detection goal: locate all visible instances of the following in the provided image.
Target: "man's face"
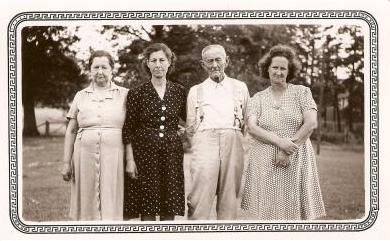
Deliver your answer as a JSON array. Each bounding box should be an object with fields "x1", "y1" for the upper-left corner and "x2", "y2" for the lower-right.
[{"x1": 201, "y1": 47, "x2": 229, "y2": 82}]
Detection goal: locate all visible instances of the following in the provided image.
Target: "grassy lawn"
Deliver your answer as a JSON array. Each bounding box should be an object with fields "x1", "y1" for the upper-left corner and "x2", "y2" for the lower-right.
[
  {"x1": 21, "y1": 137, "x2": 364, "y2": 222},
  {"x1": 22, "y1": 137, "x2": 70, "y2": 221}
]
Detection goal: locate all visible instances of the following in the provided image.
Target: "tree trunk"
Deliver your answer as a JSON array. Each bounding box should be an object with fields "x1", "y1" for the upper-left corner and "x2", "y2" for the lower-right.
[
  {"x1": 335, "y1": 92, "x2": 341, "y2": 132},
  {"x1": 22, "y1": 29, "x2": 40, "y2": 137},
  {"x1": 22, "y1": 64, "x2": 39, "y2": 136},
  {"x1": 22, "y1": 92, "x2": 39, "y2": 136},
  {"x1": 317, "y1": 72, "x2": 324, "y2": 155},
  {"x1": 153, "y1": 25, "x2": 164, "y2": 42}
]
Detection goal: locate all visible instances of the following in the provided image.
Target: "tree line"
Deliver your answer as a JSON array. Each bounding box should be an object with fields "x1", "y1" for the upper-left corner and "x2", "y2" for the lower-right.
[{"x1": 21, "y1": 24, "x2": 364, "y2": 138}]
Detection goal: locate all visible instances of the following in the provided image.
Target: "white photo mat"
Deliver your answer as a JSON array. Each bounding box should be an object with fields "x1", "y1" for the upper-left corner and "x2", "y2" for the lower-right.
[{"x1": 7, "y1": 10, "x2": 377, "y2": 233}]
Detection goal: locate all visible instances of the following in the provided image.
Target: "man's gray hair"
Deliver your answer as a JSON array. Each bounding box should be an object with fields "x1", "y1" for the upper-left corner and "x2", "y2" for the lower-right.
[{"x1": 201, "y1": 44, "x2": 227, "y2": 59}]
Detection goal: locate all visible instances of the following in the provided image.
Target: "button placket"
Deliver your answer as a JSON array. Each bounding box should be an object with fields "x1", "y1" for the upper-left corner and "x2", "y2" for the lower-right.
[
  {"x1": 95, "y1": 130, "x2": 102, "y2": 217},
  {"x1": 159, "y1": 105, "x2": 166, "y2": 138}
]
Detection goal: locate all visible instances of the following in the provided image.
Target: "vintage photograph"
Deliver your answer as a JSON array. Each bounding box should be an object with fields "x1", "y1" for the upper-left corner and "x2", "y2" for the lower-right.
[{"x1": 8, "y1": 10, "x2": 377, "y2": 233}]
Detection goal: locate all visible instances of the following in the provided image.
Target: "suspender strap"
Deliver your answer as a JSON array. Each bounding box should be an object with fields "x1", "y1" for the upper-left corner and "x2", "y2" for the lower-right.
[
  {"x1": 196, "y1": 84, "x2": 204, "y2": 122},
  {"x1": 232, "y1": 81, "x2": 245, "y2": 129},
  {"x1": 196, "y1": 80, "x2": 245, "y2": 130}
]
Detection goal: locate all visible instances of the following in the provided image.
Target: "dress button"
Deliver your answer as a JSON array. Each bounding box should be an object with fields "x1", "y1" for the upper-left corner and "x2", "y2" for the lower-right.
[
  {"x1": 162, "y1": 106, "x2": 166, "y2": 111},
  {"x1": 160, "y1": 125, "x2": 165, "y2": 130},
  {"x1": 161, "y1": 116, "x2": 166, "y2": 121},
  {"x1": 97, "y1": 114, "x2": 101, "y2": 118},
  {"x1": 159, "y1": 133, "x2": 164, "y2": 138},
  {"x1": 98, "y1": 132, "x2": 101, "y2": 136}
]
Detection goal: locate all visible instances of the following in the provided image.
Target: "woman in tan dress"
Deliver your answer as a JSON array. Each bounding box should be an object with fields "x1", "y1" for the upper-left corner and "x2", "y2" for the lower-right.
[{"x1": 61, "y1": 50, "x2": 128, "y2": 220}]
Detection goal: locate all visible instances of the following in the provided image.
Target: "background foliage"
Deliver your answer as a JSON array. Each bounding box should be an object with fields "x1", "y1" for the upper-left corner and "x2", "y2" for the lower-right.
[{"x1": 21, "y1": 24, "x2": 364, "y2": 140}]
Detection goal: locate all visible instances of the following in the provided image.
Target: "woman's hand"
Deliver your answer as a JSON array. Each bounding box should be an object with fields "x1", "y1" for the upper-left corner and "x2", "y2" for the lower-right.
[
  {"x1": 274, "y1": 151, "x2": 290, "y2": 168},
  {"x1": 61, "y1": 162, "x2": 73, "y2": 182},
  {"x1": 126, "y1": 159, "x2": 138, "y2": 179},
  {"x1": 277, "y1": 138, "x2": 298, "y2": 155}
]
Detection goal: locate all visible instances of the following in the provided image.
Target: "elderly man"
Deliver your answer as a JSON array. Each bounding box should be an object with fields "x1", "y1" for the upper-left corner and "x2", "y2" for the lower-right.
[{"x1": 186, "y1": 44, "x2": 249, "y2": 220}]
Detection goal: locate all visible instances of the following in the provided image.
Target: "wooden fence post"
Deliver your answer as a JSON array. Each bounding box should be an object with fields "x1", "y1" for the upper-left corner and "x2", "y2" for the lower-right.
[{"x1": 45, "y1": 120, "x2": 50, "y2": 136}]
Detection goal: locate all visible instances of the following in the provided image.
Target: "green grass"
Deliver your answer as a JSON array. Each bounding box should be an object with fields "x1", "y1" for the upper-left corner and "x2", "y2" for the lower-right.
[
  {"x1": 21, "y1": 137, "x2": 364, "y2": 221},
  {"x1": 316, "y1": 145, "x2": 365, "y2": 219},
  {"x1": 22, "y1": 137, "x2": 70, "y2": 221}
]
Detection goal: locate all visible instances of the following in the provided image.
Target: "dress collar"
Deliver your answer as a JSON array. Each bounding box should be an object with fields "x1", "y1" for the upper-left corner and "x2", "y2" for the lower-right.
[
  {"x1": 146, "y1": 80, "x2": 171, "y2": 101},
  {"x1": 84, "y1": 81, "x2": 119, "y2": 100},
  {"x1": 84, "y1": 81, "x2": 119, "y2": 93}
]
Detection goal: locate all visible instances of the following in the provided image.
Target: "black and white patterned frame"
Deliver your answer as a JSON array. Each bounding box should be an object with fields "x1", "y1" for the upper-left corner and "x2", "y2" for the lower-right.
[{"x1": 8, "y1": 10, "x2": 379, "y2": 233}]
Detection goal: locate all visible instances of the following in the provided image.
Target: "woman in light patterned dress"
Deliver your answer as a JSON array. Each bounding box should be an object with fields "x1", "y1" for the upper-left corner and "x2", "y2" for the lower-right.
[
  {"x1": 241, "y1": 45, "x2": 326, "y2": 220},
  {"x1": 61, "y1": 50, "x2": 128, "y2": 220}
]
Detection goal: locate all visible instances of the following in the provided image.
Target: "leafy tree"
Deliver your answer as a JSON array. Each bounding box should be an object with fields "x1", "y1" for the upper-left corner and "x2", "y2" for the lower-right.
[
  {"x1": 111, "y1": 24, "x2": 294, "y2": 96},
  {"x1": 337, "y1": 26, "x2": 364, "y2": 131},
  {"x1": 291, "y1": 25, "x2": 364, "y2": 133},
  {"x1": 22, "y1": 26, "x2": 85, "y2": 136},
  {"x1": 21, "y1": 24, "x2": 364, "y2": 138}
]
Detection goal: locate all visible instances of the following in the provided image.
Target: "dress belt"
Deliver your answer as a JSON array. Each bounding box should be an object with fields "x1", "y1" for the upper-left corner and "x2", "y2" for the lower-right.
[
  {"x1": 140, "y1": 127, "x2": 177, "y2": 133},
  {"x1": 77, "y1": 127, "x2": 122, "y2": 133}
]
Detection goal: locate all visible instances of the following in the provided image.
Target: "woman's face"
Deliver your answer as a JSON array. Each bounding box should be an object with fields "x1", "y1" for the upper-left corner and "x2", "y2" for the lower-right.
[
  {"x1": 268, "y1": 56, "x2": 289, "y2": 85},
  {"x1": 146, "y1": 50, "x2": 171, "y2": 79},
  {"x1": 90, "y1": 56, "x2": 112, "y2": 87}
]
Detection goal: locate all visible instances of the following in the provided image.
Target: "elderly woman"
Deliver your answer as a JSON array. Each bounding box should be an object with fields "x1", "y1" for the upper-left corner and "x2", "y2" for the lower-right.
[
  {"x1": 123, "y1": 43, "x2": 186, "y2": 221},
  {"x1": 241, "y1": 45, "x2": 326, "y2": 220},
  {"x1": 61, "y1": 50, "x2": 128, "y2": 220}
]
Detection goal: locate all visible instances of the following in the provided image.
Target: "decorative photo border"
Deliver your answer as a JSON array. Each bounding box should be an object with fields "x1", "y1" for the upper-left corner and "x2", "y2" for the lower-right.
[{"x1": 8, "y1": 10, "x2": 379, "y2": 233}]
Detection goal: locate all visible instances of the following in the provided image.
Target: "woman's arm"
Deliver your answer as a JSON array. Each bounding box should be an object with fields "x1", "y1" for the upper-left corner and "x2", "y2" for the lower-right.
[
  {"x1": 61, "y1": 118, "x2": 78, "y2": 181},
  {"x1": 275, "y1": 109, "x2": 317, "y2": 167},
  {"x1": 125, "y1": 143, "x2": 138, "y2": 179},
  {"x1": 122, "y1": 89, "x2": 140, "y2": 179},
  {"x1": 248, "y1": 115, "x2": 298, "y2": 154},
  {"x1": 291, "y1": 109, "x2": 317, "y2": 146}
]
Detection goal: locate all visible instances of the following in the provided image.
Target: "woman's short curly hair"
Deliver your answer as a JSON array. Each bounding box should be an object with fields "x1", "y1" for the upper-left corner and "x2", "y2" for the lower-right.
[
  {"x1": 88, "y1": 50, "x2": 115, "y2": 70},
  {"x1": 141, "y1": 43, "x2": 176, "y2": 77},
  {"x1": 258, "y1": 44, "x2": 301, "y2": 82}
]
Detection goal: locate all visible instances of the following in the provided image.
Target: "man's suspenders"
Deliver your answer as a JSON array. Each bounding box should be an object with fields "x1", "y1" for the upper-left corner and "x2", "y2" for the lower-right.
[{"x1": 190, "y1": 80, "x2": 244, "y2": 134}]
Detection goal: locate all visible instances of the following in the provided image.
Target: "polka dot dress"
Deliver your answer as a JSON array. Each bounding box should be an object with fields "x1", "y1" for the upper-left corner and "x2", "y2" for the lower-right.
[
  {"x1": 241, "y1": 84, "x2": 326, "y2": 220},
  {"x1": 122, "y1": 81, "x2": 186, "y2": 218}
]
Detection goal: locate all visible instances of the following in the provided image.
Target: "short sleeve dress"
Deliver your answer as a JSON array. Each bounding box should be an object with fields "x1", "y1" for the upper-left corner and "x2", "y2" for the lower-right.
[
  {"x1": 122, "y1": 81, "x2": 187, "y2": 218},
  {"x1": 67, "y1": 82, "x2": 128, "y2": 220},
  {"x1": 241, "y1": 84, "x2": 326, "y2": 220}
]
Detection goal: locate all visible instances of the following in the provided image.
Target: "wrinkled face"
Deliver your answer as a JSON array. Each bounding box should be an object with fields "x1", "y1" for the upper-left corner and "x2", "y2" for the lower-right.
[
  {"x1": 90, "y1": 57, "x2": 112, "y2": 87},
  {"x1": 268, "y1": 56, "x2": 289, "y2": 85},
  {"x1": 201, "y1": 47, "x2": 229, "y2": 82},
  {"x1": 147, "y1": 50, "x2": 171, "y2": 79}
]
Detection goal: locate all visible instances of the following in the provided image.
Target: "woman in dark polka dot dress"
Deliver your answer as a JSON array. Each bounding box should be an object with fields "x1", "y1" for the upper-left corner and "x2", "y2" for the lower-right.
[
  {"x1": 122, "y1": 43, "x2": 186, "y2": 221},
  {"x1": 241, "y1": 45, "x2": 326, "y2": 220}
]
